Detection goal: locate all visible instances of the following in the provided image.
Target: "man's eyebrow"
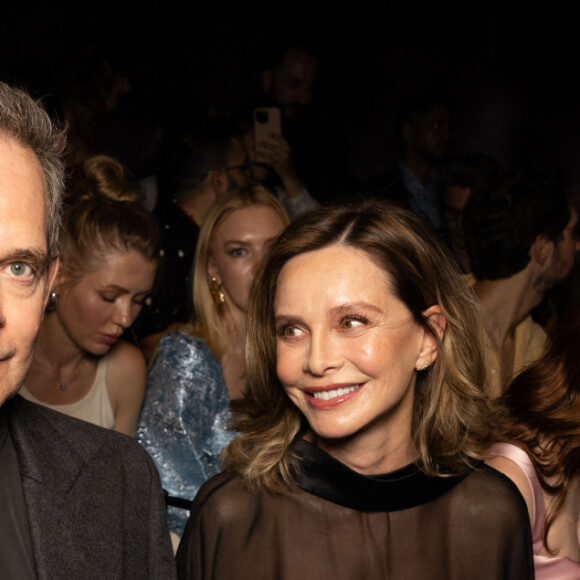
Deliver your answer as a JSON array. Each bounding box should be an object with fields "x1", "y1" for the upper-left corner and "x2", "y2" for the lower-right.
[{"x1": 2, "y1": 248, "x2": 49, "y2": 272}]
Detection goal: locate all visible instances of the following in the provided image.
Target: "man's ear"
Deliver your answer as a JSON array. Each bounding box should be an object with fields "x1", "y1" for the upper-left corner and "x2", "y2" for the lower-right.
[
  {"x1": 209, "y1": 169, "x2": 229, "y2": 197},
  {"x1": 261, "y1": 69, "x2": 273, "y2": 94},
  {"x1": 530, "y1": 235, "x2": 554, "y2": 268},
  {"x1": 44, "y1": 255, "x2": 60, "y2": 308},
  {"x1": 416, "y1": 305, "x2": 447, "y2": 368}
]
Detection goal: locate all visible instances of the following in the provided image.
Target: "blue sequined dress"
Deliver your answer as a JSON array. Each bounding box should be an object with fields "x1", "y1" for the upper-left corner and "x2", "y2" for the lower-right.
[{"x1": 137, "y1": 331, "x2": 235, "y2": 536}]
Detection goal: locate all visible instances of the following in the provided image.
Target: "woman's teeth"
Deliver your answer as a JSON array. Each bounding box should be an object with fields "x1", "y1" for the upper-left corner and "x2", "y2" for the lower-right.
[{"x1": 312, "y1": 384, "x2": 361, "y2": 400}]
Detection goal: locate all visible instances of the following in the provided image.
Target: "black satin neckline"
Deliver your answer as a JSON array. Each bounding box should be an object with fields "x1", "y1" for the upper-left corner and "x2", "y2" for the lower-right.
[{"x1": 293, "y1": 439, "x2": 478, "y2": 512}]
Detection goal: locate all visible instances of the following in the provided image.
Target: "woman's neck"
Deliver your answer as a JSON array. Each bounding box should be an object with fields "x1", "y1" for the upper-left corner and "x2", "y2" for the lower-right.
[
  {"x1": 36, "y1": 312, "x2": 87, "y2": 371},
  {"x1": 25, "y1": 313, "x2": 99, "y2": 402},
  {"x1": 224, "y1": 305, "x2": 246, "y2": 339},
  {"x1": 313, "y1": 422, "x2": 417, "y2": 476},
  {"x1": 219, "y1": 308, "x2": 247, "y2": 400}
]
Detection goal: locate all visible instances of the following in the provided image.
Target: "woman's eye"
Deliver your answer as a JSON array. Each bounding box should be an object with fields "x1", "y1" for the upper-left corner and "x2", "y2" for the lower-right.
[
  {"x1": 341, "y1": 316, "x2": 366, "y2": 329},
  {"x1": 101, "y1": 295, "x2": 117, "y2": 303},
  {"x1": 133, "y1": 296, "x2": 147, "y2": 307},
  {"x1": 9, "y1": 262, "x2": 32, "y2": 277},
  {"x1": 230, "y1": 248, "x2": 247, "y2": 257},
  {"x1": 277, "y1": 324, "x2": 303, "y2": 338}
]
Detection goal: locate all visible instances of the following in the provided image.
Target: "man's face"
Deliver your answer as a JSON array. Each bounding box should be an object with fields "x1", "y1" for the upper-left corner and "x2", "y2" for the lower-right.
[
  {"x1": 443, "y1": 185, "x2": 471, "y2": 249},
  {"x1": 537, "y1": 207, "x2": 580, "y2": 294},
  {"x1": 0, "y1": 136, "x2": 57, "y2": 405},
  {"x1": 263, "y1": 49, "x2": 317, "y2": 120},
  {"x1": 224, "y1": 137, "x2": 251, "y2": 191},
  {"x1": 407, "y1": 104, "x2": 450, "y2": 162}
]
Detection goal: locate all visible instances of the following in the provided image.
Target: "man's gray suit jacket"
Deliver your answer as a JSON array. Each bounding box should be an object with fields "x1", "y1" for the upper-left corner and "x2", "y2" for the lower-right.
[{"x1": 5, "y1": 395, "x2": 177, "y2": 579}]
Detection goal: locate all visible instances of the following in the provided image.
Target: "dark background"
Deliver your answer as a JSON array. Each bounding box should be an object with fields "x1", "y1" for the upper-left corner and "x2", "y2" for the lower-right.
[{"x1": 2, "y1": 3, "x2": 578, "y2": 191}]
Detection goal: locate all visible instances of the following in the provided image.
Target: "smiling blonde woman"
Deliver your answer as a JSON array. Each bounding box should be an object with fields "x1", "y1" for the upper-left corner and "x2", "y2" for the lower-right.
[{"x1": 176, "y1": 199, "x2": 534, "y2": 580}]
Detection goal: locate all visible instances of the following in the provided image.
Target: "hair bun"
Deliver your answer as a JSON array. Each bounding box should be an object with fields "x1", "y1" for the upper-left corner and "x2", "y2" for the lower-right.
[{"x1": 68, "y1": 154, "x2": 140, "y2": 203}]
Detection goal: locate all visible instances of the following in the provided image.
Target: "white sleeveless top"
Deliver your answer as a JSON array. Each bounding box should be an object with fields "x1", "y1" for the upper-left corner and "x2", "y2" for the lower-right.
[{"x1": 19, "y1": 355, "x2": 114, "y2": 429}]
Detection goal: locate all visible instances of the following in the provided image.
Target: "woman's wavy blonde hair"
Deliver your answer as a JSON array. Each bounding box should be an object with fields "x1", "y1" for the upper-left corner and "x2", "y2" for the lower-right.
[
  {"x1": 224, "y1": 198, "x2": 500, "y2": 491},
  {"x1": 189, "y1": 185, "x2": 289, "y2": 359}
]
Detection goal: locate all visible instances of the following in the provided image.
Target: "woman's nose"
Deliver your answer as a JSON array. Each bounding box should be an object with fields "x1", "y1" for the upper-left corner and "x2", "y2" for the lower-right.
[
  {"x1": 305, "y1": 330, "x2": 341, "y2": 376},
  {"x1": 113, "y1": 300, "x2": 132, "y2": 329}
]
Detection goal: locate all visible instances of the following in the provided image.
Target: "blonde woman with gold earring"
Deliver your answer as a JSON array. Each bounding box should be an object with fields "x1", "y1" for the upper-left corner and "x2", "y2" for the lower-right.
[{"x1": 137, "y1": 186, "x2": 288, "y2": 540}]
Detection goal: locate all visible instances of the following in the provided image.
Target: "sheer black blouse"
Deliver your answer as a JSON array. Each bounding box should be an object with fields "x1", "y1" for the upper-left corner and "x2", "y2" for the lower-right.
[{"x1": 176, "y1": 440, "x2": 534, "y2": 579}]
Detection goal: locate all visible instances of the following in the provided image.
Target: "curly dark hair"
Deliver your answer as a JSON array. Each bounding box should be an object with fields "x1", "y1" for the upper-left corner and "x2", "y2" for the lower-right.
[{"x1": 463, "y1": 168, "x2": 571, "y2": 280}]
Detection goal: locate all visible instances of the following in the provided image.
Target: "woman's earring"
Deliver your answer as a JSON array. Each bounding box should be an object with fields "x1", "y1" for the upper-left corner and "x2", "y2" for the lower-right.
[
  {"x1": 209, "y1": 277, "x2": 225, "y2": 307},
  {"x1": 46, "y1": 291, "x2": 58, "y2": 312},
  {"x1": 416, "y1": 361, "x2": 432, "y2": 372}
]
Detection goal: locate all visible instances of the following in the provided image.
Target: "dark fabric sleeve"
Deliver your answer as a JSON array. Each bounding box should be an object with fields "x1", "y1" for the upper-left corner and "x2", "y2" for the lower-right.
[
  {"x1": 142, "y1": 452, "x2": 179, "y2": 579},
  {"x1": 0, "y1": 409, "x2": 36, "y2": 580},
  {"x1": 10, "y1": 398, "x2": 178, "y2": 579}
]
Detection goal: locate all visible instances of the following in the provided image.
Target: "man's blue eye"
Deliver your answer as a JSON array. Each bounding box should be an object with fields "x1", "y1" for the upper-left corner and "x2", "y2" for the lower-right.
[{"x1": 10, "y1": 262, "x2": 30, "y2": 277}]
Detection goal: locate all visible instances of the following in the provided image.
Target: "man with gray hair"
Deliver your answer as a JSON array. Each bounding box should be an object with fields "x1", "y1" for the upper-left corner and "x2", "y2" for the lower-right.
[{"x1": 0, "y1": 82, "x2": 176, "y2": 579}]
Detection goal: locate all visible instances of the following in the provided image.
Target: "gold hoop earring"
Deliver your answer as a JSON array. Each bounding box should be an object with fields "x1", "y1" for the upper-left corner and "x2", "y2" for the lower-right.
[
  {"x1": 210, "y1": 277, "x2": 225, "y2": 307},
  {"x1": 46, "y1": 291, "x2": 58, "y2": 312}
]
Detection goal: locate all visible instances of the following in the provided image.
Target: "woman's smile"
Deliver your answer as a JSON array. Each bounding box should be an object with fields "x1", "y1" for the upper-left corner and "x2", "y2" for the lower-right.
[{"x1": 304, "y1": 382, "x2": 365, "y2": 408}]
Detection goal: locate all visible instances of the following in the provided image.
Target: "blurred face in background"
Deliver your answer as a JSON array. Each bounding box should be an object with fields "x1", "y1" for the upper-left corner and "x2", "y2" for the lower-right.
[
  {"x1": 208, "y1": 204, "x2": 286, "y2": 318},
  {"x1": 56, "y1": 251, "x2": 156, "y2": 355},
  {"x1": 536, "y1": 207, "x2": 580, "y2": 294},
  {"x1": 443, "y1": 185, "x2": 471, "y2": 251},
  {"x1": 223, "y1": 137, "x2": 251, "y2": 191},
  {"x1": 262, "y1": 48, "x2": 317, "y2": 120},
  {"x1": 405, "y1": 103, "x2": 450, "y2": 162}
]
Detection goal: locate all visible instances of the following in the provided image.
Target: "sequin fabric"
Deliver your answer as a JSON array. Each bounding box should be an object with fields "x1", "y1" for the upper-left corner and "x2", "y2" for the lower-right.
[{"x1": 137, "y1": 331, "x2": 235, "y2": 536}]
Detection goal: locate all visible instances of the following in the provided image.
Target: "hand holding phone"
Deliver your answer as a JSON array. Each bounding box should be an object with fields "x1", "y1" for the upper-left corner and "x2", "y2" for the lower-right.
[{"x1": 253, "y1": 107, "x2": 281, "y2": 163}]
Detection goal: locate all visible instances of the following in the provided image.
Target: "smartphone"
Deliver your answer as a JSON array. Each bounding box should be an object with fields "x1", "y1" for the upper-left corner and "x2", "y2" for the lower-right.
[{"x1": 253, "y1": 107, "x2": 281, "y2": 163}]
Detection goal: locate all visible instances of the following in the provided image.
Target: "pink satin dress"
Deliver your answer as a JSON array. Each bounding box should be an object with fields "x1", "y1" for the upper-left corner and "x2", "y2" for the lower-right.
[{"x1": 487, "y1": 442, "x2": 580, "y2": 579}]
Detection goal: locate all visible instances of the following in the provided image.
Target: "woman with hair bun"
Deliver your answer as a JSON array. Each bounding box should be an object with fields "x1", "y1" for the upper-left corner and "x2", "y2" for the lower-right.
[
  {"x1": 176, "y1": 199, "x2": 533, "y2": 579},
  {"x1": 20, "y1": 155, "x2": 159, "y2": 437}
]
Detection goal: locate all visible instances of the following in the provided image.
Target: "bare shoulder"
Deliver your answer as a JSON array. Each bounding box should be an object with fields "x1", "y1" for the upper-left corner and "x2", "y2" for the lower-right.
[
  {"x1": 106, "y1": 341, "x2": 147, "y2": 436},
  {"x1": 107, "y1": 340, "x2": 147, "y2": 380}
]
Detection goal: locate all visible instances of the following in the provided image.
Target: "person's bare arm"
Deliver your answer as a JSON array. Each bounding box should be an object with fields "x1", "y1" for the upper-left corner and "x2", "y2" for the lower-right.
[{"x1": 107, "y1": 340, "x2": 147, "y2": 437}]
